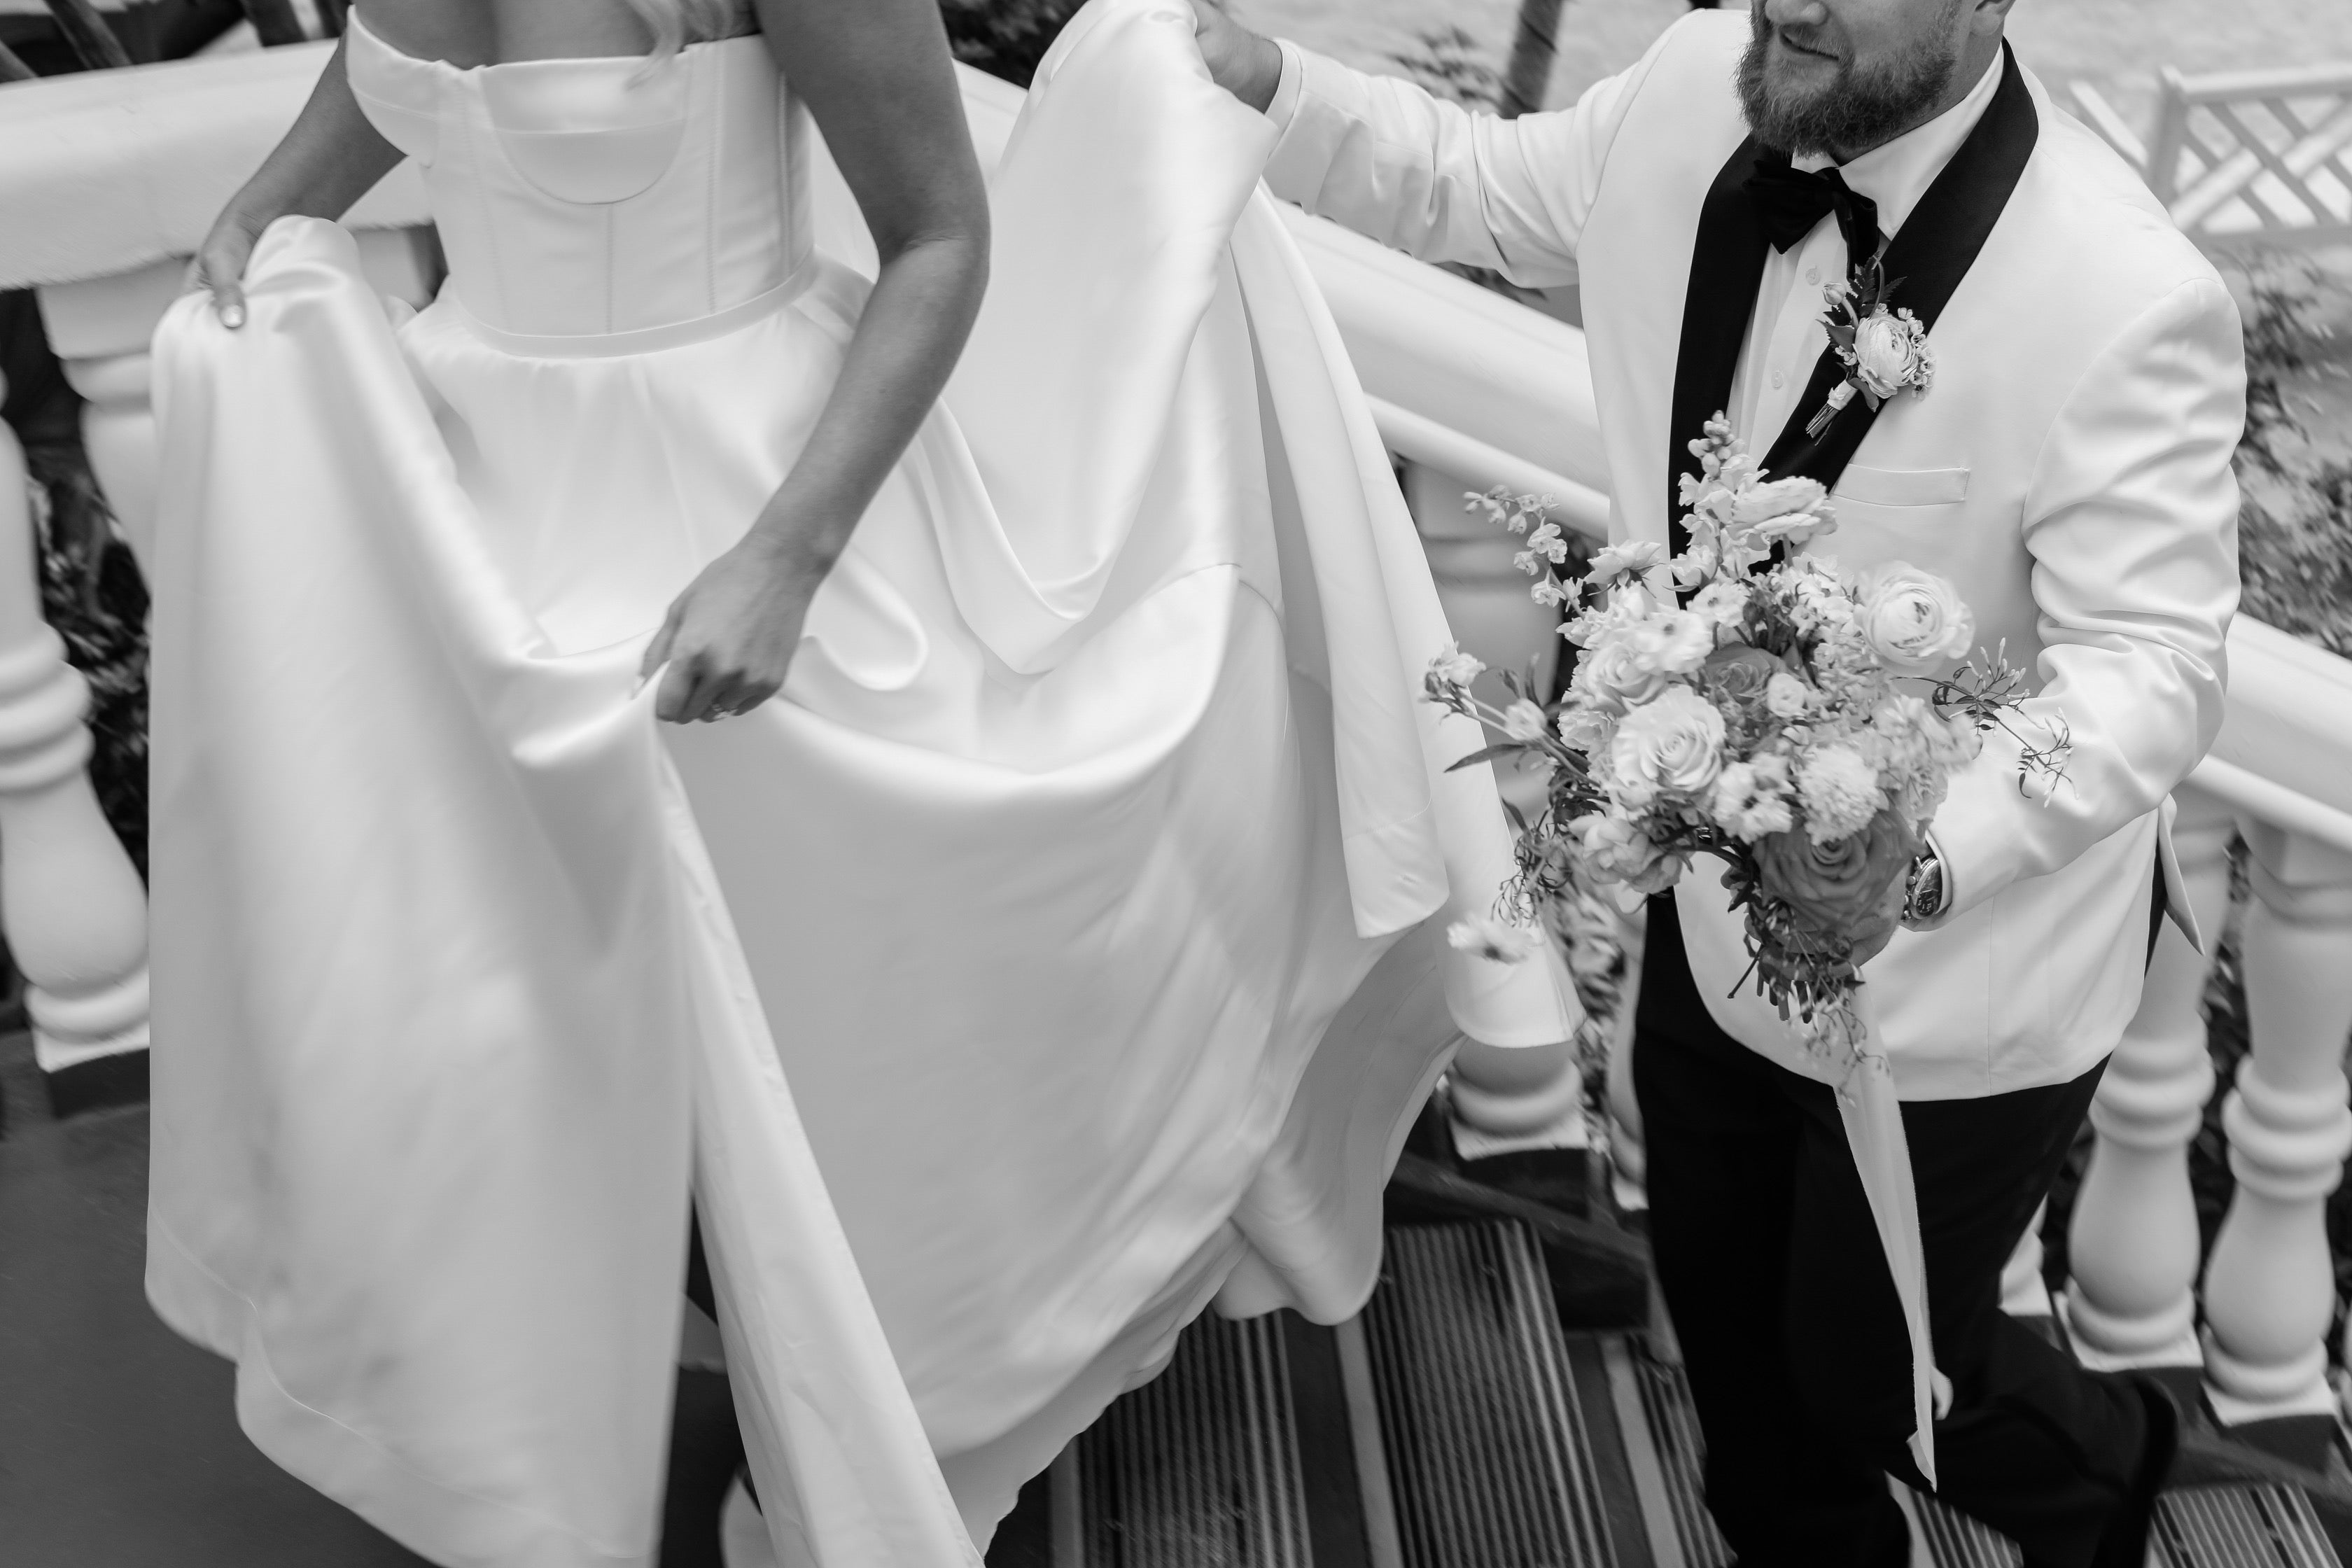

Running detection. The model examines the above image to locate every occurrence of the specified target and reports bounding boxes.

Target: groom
[1198,1,2244,1564]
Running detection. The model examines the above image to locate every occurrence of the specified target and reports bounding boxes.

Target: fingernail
[220,302,246,330]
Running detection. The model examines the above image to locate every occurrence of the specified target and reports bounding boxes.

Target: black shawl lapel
[1665,136,1776,564]
[1758,43,2039,488]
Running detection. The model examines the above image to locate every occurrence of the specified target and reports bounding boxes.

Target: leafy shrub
[937,0,1086,87]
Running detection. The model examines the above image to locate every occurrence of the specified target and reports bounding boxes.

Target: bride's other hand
[183,35,404,330]
[186,212,262,330]
[1192,1,1284,113]
[642,535,829,724]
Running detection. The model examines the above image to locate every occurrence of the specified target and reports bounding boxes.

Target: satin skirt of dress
[145,4,1572,1566]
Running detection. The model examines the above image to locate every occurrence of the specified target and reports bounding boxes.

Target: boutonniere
[1805,259,1935,438]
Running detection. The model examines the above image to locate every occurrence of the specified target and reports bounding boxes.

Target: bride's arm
[643,0,988,724]
[191,37,405,327]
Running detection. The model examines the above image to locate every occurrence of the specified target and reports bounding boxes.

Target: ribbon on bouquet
[1835,986,1953,1488]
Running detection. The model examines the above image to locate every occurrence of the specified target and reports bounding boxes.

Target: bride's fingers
[654,652,710,724]
[639,607,683,687]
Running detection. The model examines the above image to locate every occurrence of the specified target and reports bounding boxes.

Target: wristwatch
[1902,849,1947,928]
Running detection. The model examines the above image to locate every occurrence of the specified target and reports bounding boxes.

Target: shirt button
[1805,266,1822,285]
[1772,370,1787,391]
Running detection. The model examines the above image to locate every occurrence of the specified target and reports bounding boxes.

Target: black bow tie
[1742,160,1884,262]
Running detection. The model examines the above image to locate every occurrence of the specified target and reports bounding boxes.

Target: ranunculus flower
[1795,742,1882,843]
[1574,634,1673,714]
[1850,309,1930,400]
[1765,671,1811,719]
[1753,806,1914,939]
[1854,561,1975,674]
[1701,643,1782,710]
[1429,641,1486,687]
[1609,686,1726,804]
[1501,699,1549,741]
[1448,915,1546,965]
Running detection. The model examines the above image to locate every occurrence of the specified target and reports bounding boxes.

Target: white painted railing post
[1399,458,1585,1158]
[2200,820,2352,1430]
[2062,786,2236,1369]
[0,369,151,1092]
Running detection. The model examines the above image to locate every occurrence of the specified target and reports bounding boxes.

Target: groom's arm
[1918,278,2246,925]
[1198,6,1679,286]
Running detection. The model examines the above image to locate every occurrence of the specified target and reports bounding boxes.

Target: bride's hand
[185,209,265,330]
[640,539,829,724]
[1191,1,1283,113]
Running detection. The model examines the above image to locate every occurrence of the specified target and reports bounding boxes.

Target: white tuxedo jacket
[1262,14,2245,1098]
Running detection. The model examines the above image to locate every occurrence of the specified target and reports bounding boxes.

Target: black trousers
[1634,896,2148,1568]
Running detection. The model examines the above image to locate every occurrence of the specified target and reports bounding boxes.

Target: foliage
[2230,252,2352,657]
[936,0,1086,87]
[1386,24,1505,111]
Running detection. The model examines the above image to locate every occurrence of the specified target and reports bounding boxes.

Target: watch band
[1903,850,1945,927]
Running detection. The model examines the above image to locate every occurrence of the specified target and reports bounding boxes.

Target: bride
[150,0,1572,1562]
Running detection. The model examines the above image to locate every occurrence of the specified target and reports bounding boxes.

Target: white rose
[1574,811,1686,895]
[1555,704,1617,756]
[1854,561,1975,674]
[1501,699,1549,742]
[1609,686,1727,804]
[1851,311,1926,399]
[1573,634,1673,714]
[1765,671,1811,719]
[1794,742,1883,844]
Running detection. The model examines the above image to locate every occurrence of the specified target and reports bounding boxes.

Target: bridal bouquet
[1427,415,2068,1072]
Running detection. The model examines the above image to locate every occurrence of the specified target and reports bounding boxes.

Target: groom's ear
[1961,0,2019,39]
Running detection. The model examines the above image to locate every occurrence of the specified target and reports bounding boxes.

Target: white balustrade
[2061,786,2236,1368]
[13,48,2352,1437]
[2200,822,2352,1425]
[0,370,152,1084]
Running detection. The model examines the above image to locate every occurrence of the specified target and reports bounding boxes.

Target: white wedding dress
[145,3,1572,1564]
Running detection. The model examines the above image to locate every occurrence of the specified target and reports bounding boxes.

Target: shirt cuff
[1264,38,1305,132]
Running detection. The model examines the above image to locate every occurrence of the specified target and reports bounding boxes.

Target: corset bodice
[346,10,813,340]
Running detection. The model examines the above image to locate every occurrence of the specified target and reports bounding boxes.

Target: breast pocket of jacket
[1826,465,1973,562]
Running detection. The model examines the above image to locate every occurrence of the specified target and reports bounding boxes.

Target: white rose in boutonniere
[1851,307,1933,402]
[1854,561,1975,674]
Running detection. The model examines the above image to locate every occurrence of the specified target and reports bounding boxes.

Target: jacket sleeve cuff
[1265,38,1305,130]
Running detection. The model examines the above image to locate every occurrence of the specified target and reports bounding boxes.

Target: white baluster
[2062,788,2236,1370]
[40,227,446,575]
[2201,821,2352,1429]
[0,372,152,1088]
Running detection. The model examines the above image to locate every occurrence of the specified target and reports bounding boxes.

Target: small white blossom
[1501,699,1549,742]
[1710,755,1798,841]
[1429,642,1485,687]
[1586,540,1668,587]
[1448,916,1546,965]
[1688,579,1751,631]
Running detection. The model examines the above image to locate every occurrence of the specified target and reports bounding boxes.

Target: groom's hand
[1193,1,1284,114]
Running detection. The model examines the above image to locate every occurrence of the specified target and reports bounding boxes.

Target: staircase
[981,1116,2352,1568]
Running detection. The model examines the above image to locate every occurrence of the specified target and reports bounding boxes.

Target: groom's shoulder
[1623,9,1751,108]
[2005,71,2231,327]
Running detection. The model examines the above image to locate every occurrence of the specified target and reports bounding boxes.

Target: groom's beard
[1737,1,1964,160]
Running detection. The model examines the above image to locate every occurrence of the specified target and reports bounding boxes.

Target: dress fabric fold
[146,4,1574,1564]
